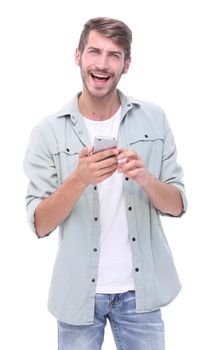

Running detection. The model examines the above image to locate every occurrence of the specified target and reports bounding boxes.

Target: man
[24,17,187,350]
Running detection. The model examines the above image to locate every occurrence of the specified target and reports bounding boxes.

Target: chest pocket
[129,134,164,178]
[52,144,80,185]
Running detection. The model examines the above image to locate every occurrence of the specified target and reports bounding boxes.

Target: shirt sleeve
[23,124,58,237]
[159,113,188,216]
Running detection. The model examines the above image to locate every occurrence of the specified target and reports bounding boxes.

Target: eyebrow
[87,46,100,52]
[87,46,123,56]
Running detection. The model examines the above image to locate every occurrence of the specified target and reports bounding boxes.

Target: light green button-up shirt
[24,90,187,325]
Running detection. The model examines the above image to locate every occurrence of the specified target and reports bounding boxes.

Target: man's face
[75,30,131,98]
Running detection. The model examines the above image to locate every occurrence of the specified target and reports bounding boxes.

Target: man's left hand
[116,149,151,187]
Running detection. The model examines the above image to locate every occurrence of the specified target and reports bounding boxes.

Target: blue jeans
[58,291,165,350]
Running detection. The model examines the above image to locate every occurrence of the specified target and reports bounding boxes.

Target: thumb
[79,146,93,158]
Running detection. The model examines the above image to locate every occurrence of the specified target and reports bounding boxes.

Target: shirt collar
[56,90,141,123]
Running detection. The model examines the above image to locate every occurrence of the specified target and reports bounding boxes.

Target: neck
[78,88,121,121]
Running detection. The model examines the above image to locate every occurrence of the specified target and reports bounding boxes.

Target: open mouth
[90,73,110,83]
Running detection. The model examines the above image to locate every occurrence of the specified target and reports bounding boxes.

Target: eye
[88,48,100,55]
[109,52,121,59]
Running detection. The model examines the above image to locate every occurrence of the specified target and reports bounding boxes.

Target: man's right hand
[74,146,120,186]
[35,146,119,237]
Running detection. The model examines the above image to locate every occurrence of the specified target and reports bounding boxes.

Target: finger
[95,168,117,184]
[100,162,118,174]
[118,159,143,173]
[94,161,118,180]
[96,155,118,171]
[93,147,120,162]
[79,146,93,158]
[117,149,140,161]
[122,168,142,179]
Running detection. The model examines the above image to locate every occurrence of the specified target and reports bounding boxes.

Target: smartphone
[93,136,118,153]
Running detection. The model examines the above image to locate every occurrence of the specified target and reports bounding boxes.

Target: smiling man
[76,29,130,101]
[24,17,187,350]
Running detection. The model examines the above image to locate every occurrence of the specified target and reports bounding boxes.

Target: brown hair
[78,17,132,61]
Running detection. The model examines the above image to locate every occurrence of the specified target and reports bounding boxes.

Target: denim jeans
[58,291,165,350]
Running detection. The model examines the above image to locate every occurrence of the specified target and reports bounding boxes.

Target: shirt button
[128,207,132,211]
[125,177,129,181]
[94,217,98,221]
[92,278,95,283]
[135,268,139,272]
[71,116,77,124]
[132,237,136,241]
[94,186,97,190]
[93,248,97,252]
[144,134,149,138]
[66,148,70,152]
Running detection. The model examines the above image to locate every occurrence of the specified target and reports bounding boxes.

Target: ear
[75,48,81,66]
[123,58,131,74]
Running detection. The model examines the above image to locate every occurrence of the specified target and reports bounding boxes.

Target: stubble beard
[79,64,124,99]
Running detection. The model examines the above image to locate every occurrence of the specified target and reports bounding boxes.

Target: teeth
[92,73,110,79]
[96,74,109,78]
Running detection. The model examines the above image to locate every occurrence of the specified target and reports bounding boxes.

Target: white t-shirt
[84,107,135,294]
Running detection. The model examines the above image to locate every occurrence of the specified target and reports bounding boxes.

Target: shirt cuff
[159,184,187,217]
[27,198,47,238]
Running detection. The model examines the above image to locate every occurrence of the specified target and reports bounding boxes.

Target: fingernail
[118,157,128,164]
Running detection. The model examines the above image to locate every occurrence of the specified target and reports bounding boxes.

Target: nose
[95,53,109,71]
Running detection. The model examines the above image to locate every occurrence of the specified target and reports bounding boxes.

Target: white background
[0,0,210,349]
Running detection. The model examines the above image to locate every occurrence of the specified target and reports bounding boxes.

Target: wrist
[67,170,87,192]
[136,171,153,189]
